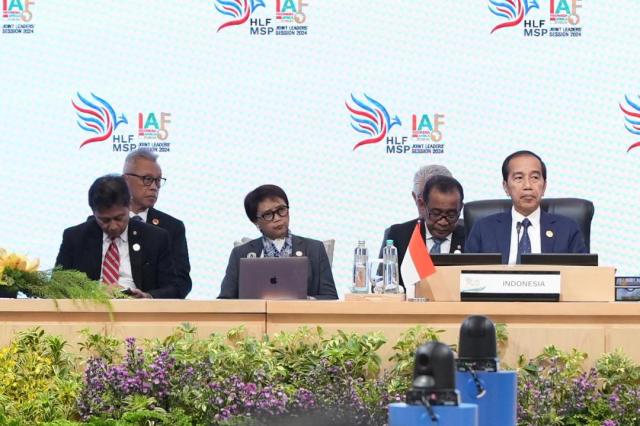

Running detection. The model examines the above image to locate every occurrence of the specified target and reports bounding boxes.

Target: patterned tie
[102,238,120,285]
[430,238,445,254]
[517,218,532,264]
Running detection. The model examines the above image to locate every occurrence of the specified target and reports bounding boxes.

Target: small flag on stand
[400,220,436,298]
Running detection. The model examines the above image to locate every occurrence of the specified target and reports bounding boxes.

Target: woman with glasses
[218,184,338,299]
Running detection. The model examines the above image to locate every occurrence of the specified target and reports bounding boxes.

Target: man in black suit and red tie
[56,175,179,298]
[122,149,192,298]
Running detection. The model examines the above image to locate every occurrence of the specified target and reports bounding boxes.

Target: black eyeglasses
[125,173,167,188]
[427,209,460,222]
[257,205,289,221]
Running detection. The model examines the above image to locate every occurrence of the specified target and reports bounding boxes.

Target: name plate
[460,270,561,301]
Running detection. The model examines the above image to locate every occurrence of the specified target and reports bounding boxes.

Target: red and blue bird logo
[620,94,640,153]
[488,0,539,33]
[346,94,402,151]
[214,0,265,32]
[72,93,128,149]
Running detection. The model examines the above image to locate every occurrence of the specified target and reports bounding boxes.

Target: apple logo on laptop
[269,276,278,285]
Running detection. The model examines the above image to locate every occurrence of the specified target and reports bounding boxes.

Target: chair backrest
[234,237,335,266]
[463,198,594,251]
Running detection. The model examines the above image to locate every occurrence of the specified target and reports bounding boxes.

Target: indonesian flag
[400,221,436,297]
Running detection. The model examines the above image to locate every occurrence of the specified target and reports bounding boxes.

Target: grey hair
[123,148,158,171]
[412,164,452,197]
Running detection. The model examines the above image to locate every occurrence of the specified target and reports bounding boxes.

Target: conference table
[1,297,639,368]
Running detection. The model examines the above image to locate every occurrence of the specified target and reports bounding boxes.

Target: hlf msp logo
[214,0,264,32]
[488,0,582,37]
[346,93,446,155]
[620,94,640,153]
[72,92,173,153]
[214,0,308,36]
[2,0,34,34]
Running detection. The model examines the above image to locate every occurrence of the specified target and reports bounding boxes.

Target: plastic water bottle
[352,240,368,293]
[382,239,399,294]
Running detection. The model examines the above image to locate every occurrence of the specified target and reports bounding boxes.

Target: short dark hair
[88,174,130,212]
[244,184,289,222]
[501,150,547,181]
[422,175,464,205]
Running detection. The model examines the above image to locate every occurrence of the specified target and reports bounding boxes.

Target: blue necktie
[131,215,143,222]
[517,218,532,264]
[430,238,445,254]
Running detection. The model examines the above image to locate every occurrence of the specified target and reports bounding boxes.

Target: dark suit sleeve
[568,223,587,254]
[56,228,73,269]
[218,247,241,299]
[465,224,482,253]
[147,232,180,299]
[172,221,192,298]
[313,243,338,300]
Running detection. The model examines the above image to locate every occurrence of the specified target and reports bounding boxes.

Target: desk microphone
[516,221,522,242]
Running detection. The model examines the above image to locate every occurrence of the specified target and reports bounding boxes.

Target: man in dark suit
[56,175,180,298]
[123,149,191,298]
[466,150,586,264]
[382,174,466,289]
[218,184,337,300]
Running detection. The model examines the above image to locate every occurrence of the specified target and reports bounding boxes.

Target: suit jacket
[465,210,587,264]
[146,208,191,298]
[55,218,180,298]
[218,235,338,300]
[380,218,466,288]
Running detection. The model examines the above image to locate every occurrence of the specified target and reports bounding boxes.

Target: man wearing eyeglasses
[380,167,465,290]
[122,149,191,298]
[218,184,338,299]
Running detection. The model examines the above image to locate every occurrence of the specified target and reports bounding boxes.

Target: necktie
[517,218,532,264]
[131,215,143,222]
[102,238,120,285]
[430,238,445,254]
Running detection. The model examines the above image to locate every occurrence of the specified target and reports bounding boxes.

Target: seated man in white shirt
[56,174,179,298]
[466,150,587,264]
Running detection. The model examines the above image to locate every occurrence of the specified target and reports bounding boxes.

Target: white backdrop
[1,1,639,299]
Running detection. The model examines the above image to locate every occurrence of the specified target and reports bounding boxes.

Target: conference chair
[463,198,594,251]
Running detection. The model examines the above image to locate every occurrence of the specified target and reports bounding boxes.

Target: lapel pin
[546,230,554,238]
[152,218,160,225]
[295,251,303,257]
[247,252,256,258]
[132,243,141,252]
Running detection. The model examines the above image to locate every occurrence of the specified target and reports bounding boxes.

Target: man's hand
[127,288,153,299]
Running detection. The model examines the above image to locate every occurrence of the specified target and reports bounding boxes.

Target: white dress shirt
[508,206,542,265]
[425,227,452,254]
[101,227,136,289]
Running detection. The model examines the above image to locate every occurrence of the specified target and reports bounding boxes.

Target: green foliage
[4,324,640,425]
[79,328,123,364]
[0,328,81,424]
[3,267,115,312]
[596,348,640,390]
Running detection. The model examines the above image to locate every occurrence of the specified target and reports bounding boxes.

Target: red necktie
[102,238,120,285]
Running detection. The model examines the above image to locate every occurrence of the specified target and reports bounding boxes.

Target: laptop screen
[520,253,598,266]
[430,253,502,266]
[238,257,309,299]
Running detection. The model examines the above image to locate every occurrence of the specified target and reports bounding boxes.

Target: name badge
[460,270,561,301]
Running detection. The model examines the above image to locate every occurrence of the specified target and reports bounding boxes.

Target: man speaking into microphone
[466,150,587,264]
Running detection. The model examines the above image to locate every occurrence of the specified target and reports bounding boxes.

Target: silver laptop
[239,256,309,299]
